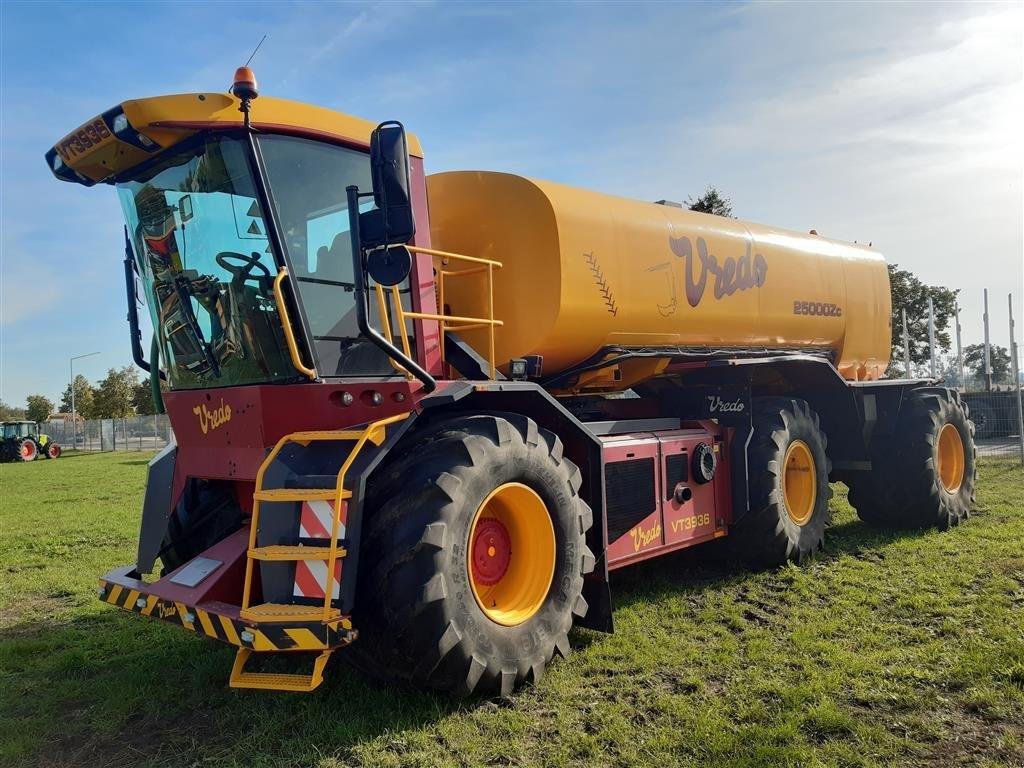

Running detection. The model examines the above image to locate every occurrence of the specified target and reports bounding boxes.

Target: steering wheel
[215,251,272,283]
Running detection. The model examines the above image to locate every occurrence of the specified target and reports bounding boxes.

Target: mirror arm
[123,227,166,381]
[346,185,436,393]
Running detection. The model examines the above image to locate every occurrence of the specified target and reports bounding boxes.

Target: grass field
[1,452,1022,768]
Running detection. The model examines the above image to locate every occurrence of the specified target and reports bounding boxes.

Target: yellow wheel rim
[937,423,965,493]
[467,482,555,626]
[782,440,817,526]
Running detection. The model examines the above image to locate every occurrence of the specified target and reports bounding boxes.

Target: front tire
[349,414,595,697]
[726,397,832,568]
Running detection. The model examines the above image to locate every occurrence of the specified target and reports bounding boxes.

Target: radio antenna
[244,34,267,67]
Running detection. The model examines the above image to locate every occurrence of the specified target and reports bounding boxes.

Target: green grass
[1,452,1022,767]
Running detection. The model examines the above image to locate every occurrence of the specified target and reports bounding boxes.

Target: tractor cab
[2,421,35,439]
[46,69,452,400]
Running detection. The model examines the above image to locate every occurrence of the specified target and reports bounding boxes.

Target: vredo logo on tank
[193,399,232,435]
[647,235,768,317]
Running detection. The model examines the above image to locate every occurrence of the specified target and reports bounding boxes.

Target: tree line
[0,366,162,424]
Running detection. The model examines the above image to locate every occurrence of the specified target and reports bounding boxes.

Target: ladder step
[230,648,332,692]
[254,488,352,502]
[286,430,366,442]
[248,545,346,561]
[239,603,341,623]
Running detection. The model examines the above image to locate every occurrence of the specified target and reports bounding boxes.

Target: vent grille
[665,452,688,499]
[605,458,656,543]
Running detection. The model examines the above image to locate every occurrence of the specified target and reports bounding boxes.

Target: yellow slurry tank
[427,171,891,385]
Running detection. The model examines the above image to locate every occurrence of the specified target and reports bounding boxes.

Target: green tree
[687,186,734,218]
[132,380,164,416]
[59,374,96,419]
[25,394,54,424]
[886,264,958,375]
[92,367,140,418]
[963,343,1011,381]
[0,400,26,420]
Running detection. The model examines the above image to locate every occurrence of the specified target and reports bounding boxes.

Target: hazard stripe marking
[107,585,123,605]
[219,615,241,646]
[176,602,195,631]
[196,609,217,639]
[299,500,346,540]
[141,595,159,616]
[293,559,342,600]
[284,627,322,650]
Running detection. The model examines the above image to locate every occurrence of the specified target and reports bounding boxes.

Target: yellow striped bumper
[98,578,356,652]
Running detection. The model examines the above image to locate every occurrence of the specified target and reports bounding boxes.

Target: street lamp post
[69,351,100,448]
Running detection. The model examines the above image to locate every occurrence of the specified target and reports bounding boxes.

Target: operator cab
[46,78,431,392]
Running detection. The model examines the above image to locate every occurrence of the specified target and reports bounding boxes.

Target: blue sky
[1,0,1021,407]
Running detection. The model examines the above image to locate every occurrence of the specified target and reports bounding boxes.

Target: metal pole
[68,351,100,450]
[928,296,937,379]
[1009,294,1023,466]
[902,309,912,378]
[69,359,75,448]
[983,289,992,392]
[955,300,964,390]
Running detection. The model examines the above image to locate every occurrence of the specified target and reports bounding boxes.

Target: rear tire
[847,390,975,530]
[18,438,37,462]
[348,413,595,697]
[726,397,832,568]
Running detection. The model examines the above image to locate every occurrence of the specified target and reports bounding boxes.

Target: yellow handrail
[241,412,410,621]
[273,268,317,380]
[407,245,501,267]
[321,411,409,620]
[383,246,503,379]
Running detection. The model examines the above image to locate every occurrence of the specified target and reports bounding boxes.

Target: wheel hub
[466,482,556,627]
[937,423,965,493]
[782,440,816,526]
[470,517,511,586]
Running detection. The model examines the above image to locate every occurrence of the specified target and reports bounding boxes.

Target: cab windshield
[118,135,296,389]
[117,133,410,389]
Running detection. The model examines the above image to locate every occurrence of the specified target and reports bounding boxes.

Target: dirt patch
[919,714,1024,767]
[0,592,77,631]
[30,707,220,768]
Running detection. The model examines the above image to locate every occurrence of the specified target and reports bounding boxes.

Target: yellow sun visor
[45,93,424,186]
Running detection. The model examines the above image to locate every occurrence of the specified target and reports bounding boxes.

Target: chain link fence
[40,415,174,452]
[962,385,1023,460]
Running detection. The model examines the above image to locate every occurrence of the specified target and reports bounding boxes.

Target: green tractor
[0,421,62,462]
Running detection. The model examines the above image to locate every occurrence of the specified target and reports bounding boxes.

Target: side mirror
[359,121,416,250]
[366,244,412,287]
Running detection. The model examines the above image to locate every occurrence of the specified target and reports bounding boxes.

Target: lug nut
[136,597,147,608]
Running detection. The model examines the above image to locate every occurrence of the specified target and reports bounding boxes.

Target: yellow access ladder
[230,412,409,692]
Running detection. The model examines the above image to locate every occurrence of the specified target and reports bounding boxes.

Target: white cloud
[584,2,1023,346]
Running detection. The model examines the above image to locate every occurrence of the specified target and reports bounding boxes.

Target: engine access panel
[599,425,730,569]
